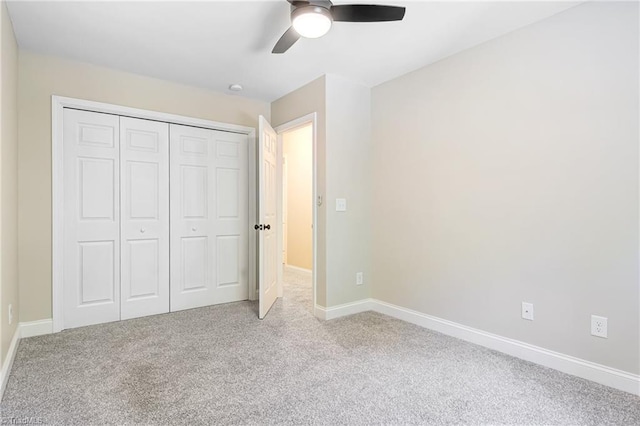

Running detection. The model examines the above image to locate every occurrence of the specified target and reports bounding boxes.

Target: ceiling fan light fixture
[292,6,332,39]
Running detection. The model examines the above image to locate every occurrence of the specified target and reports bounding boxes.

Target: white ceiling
[7,0,579,102]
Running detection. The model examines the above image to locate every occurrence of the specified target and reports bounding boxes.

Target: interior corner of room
[0,0,20,398]
[0,0,639,420]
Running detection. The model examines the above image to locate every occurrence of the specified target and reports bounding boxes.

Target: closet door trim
[52,96,257,333]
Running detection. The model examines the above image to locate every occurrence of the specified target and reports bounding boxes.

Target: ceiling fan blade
[272,27,301,54]
[330,4,406,22]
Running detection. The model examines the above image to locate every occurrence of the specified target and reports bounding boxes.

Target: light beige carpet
[1,268,638,425]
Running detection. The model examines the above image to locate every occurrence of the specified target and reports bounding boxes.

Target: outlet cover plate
[521,302,534,321]
[591,315,608,338]
[356,272,363,286]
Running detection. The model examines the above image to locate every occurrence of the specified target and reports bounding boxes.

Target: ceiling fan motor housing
[291,4,333,38]
[291,5,333,22]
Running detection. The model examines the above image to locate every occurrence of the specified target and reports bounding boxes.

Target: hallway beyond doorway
[282,266,312,315]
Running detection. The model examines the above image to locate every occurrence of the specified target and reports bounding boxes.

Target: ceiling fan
[272,0,406,54]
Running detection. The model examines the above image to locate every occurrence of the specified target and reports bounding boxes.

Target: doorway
[275,114,317,314]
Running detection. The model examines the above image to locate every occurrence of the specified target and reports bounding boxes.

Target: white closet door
[170,124,249,311]
[120,117,170,320]
[213,129,249,304]
[63,109,120,329]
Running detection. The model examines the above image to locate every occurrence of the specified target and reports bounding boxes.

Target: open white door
[258,116,279,319]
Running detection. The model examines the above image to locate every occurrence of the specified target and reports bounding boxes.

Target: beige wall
[324,74,371,306]
[283,124,313,270]
[271,76,327,306]
[371,1,639,373]
[0,0,19,365]
[18,52,270,322]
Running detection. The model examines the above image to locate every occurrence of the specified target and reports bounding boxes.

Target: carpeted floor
[1,268,639,425]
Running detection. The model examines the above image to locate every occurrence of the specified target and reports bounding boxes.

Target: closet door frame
[52,96,257,333]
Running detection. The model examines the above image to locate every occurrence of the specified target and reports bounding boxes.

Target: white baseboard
[370,299,639,396]
[0,327,20,401]
[284,264,312,274]
[0,319,54,401]
[315,299,373,320]
[317,297,639,396]
[20,319,53,338]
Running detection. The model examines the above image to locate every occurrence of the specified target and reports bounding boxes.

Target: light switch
[336,198,347,212]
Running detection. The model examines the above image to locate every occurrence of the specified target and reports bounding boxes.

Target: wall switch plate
[521,302,534,321]
[591,315,608,338]
[336,198,347,212]
[356,272,364,286]
[8,303,12,325]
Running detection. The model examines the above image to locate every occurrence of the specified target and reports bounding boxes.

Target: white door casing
[258,116,279,319]
[120,117,170,320]
[169,124,249,311]
[63,109,121,328]
[282,155,288,266]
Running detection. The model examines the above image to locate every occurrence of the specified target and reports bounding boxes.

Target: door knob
[192,227,197,232]
[140,228,146,233]
[254,224,263,230]
[264,224,271,230]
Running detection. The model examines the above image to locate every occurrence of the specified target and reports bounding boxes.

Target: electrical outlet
[521,302,534,321]
[356,272,363,286]
[591,315,608,338]
[8,303,12,325]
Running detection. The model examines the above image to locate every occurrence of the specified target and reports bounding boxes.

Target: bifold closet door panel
[63,109,121,329]
[170,124,249,311]
[213,129,249,305]
[120,117,170,320]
